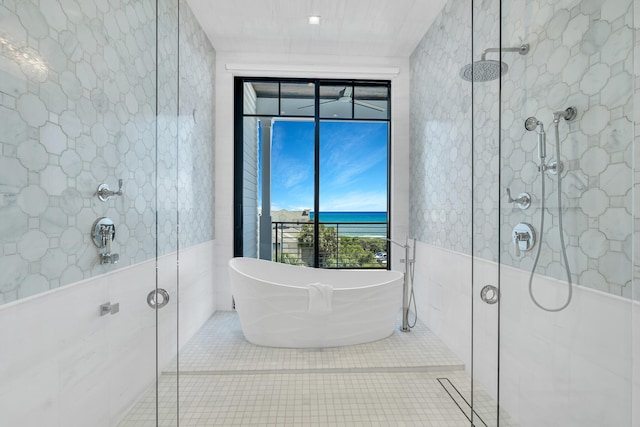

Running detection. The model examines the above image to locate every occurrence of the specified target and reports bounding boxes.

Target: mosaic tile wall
[409,0,474,255]
[0,0,215,305]
[178,2,215,254]
[410,0,634,297]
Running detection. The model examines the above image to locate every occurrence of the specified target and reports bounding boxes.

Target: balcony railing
[272,221,388,269]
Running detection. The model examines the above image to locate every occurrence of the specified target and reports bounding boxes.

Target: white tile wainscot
[0,240,216,427]
[413,240,638,427]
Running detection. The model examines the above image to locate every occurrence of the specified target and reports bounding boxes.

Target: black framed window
[234,77,391,269]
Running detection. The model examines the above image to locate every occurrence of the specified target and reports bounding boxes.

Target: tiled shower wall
[0,0,215,305]
[410,0,634,298]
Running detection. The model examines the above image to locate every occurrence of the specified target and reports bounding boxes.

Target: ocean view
[309,211,387,237]
[309,211,387,223]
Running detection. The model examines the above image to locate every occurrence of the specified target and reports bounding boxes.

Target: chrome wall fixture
[523,107,577,312]
[100,302,120,316]
[513,222,536,257]
[97,179,123,202]
[147,289,170,309]
[459,43,529,82]
[92,217,119,264]
[385,237,417,332]
[480,285,500,304]
[506,188,531,209]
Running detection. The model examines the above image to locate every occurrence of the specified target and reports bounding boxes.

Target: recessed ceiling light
[308,16,320,25]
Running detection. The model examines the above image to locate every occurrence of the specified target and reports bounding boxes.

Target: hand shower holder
[546,160,564,175]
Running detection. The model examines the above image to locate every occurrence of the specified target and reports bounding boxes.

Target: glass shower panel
[499,0,634,425]
[0,0,182,423]
[471,0,502,425]
[408,0,478,421]
[0,0,160,300]
[156,0,180,422]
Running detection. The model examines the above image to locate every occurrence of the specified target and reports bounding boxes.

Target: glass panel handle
[147,288,170,309]
[480,285,500,304]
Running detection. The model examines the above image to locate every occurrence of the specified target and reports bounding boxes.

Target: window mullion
[313,80,320,268]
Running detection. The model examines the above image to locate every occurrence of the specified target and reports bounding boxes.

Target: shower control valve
[91,217,119,265]
[97,179,123,202]
[513,223,535,257]
[506,188,531,210]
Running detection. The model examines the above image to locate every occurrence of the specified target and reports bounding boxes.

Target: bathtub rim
[228,257,404,290]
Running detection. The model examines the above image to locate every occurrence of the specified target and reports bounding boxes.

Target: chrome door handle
[480,285,500,304]
[147,288,170,309]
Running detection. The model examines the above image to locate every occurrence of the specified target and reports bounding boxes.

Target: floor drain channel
[437,377,488,427]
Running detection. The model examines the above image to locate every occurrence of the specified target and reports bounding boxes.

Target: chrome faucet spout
[380,236,416,332]
[384,237,409,249]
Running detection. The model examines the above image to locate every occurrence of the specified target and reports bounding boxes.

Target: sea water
[308,211,388,237]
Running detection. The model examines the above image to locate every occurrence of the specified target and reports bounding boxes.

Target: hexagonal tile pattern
[0,0,215,305]
[410,0,634,297]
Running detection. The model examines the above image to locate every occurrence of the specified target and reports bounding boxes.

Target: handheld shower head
[524,117,546,160]
[524,116,542,132]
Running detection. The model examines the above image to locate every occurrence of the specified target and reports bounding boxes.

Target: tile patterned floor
[164,311,465,373]
[119,311,516,426]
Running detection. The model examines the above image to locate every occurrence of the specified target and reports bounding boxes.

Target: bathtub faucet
[384,237,415,332]
[385,237,408,249]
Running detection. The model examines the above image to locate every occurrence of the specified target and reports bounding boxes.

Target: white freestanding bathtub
[228,257,403,348]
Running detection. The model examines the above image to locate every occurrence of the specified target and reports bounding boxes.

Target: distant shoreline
[309,211,386,214]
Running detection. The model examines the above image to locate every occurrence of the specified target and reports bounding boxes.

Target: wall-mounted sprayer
[524,116,546,160]
[92,217,119,264]
[523,107,577,312]
[97,179,123,202]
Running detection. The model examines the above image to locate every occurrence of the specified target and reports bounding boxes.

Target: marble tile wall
[413,241,635,427]
[409,0,473,255]
[0,240,217,427]
[410,0,634,298]
[177,1,215,251]
[0,0,215,305]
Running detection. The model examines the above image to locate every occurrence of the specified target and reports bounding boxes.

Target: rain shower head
[459,60,507,82]
[459,44,529,82]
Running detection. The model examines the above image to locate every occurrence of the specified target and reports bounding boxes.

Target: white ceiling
[186,0,448,58]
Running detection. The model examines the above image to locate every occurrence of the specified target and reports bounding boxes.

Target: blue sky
[268,120,388,212]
